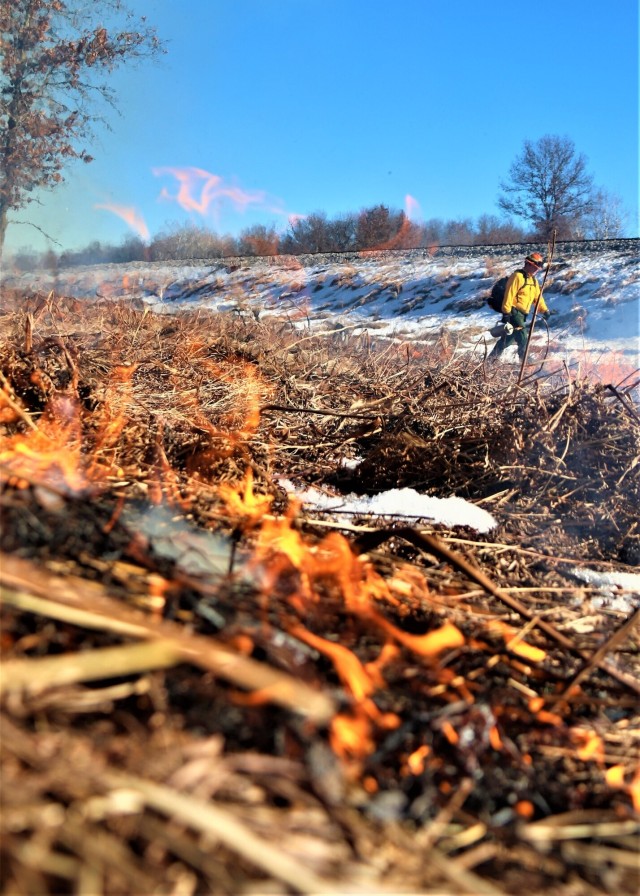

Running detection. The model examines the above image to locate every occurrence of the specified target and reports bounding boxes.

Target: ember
[1,288,639,895]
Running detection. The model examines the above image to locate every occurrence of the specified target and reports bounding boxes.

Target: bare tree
[355,204,406,250]
[0,0,164,254]
[579,188,629,239]
[324,213,357,253]
[150,223,232,260]
[237,223,279,256]
[279,212,335,254]
[474,214,528,245]
[441,218,475,246]
[498,135,594,240]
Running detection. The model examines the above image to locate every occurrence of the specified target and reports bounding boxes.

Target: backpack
[487,269,527,314]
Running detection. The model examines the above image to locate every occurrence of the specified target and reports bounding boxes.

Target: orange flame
[0,363,142,497]
[605,764,626,788]
[440,720,459,745]
[488,621,546,663]
[571,728,604,763]
[0,396,88,494]
[95,203,150,241]
[153,166,268,219]
[369,612,465,659]
[219,468,274,528]
[288,624,378,702]
[405,744,430,775]
[330,711,376,761]
[605,763,640,811]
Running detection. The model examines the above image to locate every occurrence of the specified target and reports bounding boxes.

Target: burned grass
[1,290,639,895]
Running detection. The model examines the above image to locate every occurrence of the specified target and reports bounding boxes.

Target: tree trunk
[0,202,8,260]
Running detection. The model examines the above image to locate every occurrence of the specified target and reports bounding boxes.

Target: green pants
[490,309,528,360]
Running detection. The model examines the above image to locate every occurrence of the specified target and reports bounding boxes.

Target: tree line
[7,209,530,269]
[10,189,629,271]
[1,1,631,268]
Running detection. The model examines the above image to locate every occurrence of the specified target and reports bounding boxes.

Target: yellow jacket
[502,270,548,315]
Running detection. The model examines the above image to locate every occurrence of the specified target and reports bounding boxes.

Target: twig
[353,528,640,696]
[417,777,474,851]
[551,607,640,702]
[8,220,63,247]
[0,641,183,697]
[0,371,39,431]
[0,553,335,725]
[605,383,640,426]
[104,771,365,895]
[262,402,379,420]
[522,810,639,843]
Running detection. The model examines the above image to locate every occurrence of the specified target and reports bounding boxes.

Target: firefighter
[489,252,549,361]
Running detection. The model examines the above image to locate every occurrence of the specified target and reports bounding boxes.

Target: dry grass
[1,289,639,895]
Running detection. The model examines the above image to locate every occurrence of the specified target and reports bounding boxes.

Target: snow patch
[279,480,497,533]
[569,566,640,613]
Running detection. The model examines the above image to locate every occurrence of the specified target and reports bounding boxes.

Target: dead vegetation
[1,288,639,895]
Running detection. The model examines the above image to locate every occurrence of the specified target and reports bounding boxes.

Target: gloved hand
[541,311,550,322]
[504,322,514,335]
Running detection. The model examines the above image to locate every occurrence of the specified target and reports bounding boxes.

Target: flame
[404,194,422,222]
[629,767,640,811]
[364,641,401,680]
[440,720,459,745]
[405,744,430,775]
[514,800,535,819]
[0,363,141,497]
[236,480,466,764]
[536,709,564,726]
[330,702,400,763]
[369,612,465,659]
[571,728,604,763]
[0,395,88,494]
[605,763,640,811]
[605,764,626,788]
[330,711,375,761]
[153,166,268,219]
[288,625,379,701]
[489,725,503,751]
[570,350,638,386]
[219,469,274,528]
[488,621,546,663]
[95,203,150,241]
[0,386,22,424]
[363,775,379,793]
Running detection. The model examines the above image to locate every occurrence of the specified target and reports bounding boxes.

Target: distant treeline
[4,204,595,270]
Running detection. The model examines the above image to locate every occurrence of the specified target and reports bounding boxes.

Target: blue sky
[5,0,639,253]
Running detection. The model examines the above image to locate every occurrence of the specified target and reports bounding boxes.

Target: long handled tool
[517,228,557,385]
